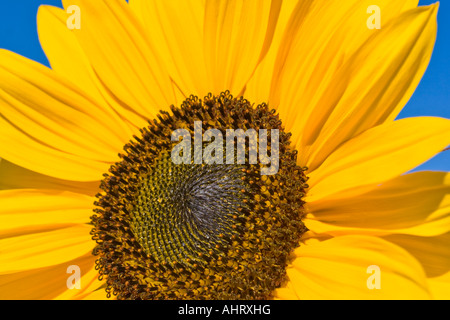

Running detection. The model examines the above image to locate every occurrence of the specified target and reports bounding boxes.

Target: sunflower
[1,0,449,300]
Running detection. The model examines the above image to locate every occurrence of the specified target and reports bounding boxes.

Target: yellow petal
[245,0,309,104]
[0,118,108,182]
[54,265,105,300]
[298,4,438,170]
[0,224,93,274]
[130,0,283,100]
[427,272,450,299]
[287,235,431,299]
[132,0,284,99]
[0,49,126,181]
[306,117,450,202]
[273,282,299,300]
[80,287,111,300]
[0,189,94,238]
[61,0,178,117]
[382,233,450,278]
[0,159,100,196]
[0,253,94,300]
[305,171,450,237]
[37,5,107,115]
[0,49,129,157]
[37,5,148,130]
[203,0,282,96]
[129,0,208,99]
[269,0,420,143]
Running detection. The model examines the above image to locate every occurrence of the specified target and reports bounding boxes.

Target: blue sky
[0,0,448,171]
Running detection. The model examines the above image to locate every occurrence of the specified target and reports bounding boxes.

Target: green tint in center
[91,92,308,300]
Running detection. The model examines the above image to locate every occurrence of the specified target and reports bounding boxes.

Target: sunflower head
[1,0,448,302]
[91,92,308,299]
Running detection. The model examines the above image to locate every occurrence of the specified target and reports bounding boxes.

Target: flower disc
[91,92,308,299]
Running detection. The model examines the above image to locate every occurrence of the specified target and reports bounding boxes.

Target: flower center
[91,91,308,299]
[132,153,248,265]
